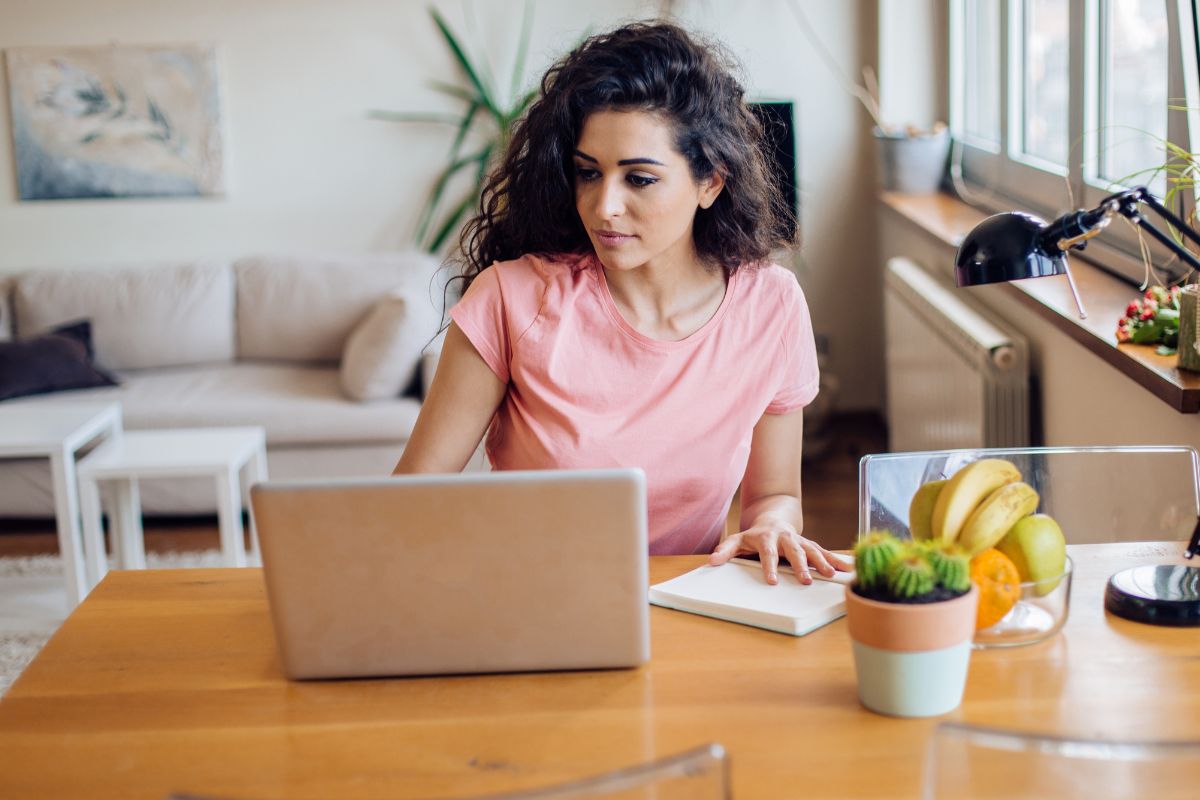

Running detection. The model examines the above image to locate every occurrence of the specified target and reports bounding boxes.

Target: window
[1020,0,1070,170]
[1095,0,1170,197]
[962,0,1002,146]
[951,0,1200,283]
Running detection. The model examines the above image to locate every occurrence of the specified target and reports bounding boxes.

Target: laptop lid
[250,468,649,680]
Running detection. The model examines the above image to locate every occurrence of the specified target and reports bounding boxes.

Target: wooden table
[0,543,1197,799]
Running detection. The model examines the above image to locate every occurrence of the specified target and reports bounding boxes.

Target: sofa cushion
[13,261,235,370]
[340,290,440,401]
[13,362,422,446]
[0,319,118,401]
[235,252,445,363]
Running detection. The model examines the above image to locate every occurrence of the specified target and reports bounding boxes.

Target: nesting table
[76,427,268,587]
[0,402,122,609]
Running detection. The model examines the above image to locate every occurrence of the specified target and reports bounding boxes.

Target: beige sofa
[0,252,452,517]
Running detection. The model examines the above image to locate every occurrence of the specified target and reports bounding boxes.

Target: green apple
[996,513,1067,596]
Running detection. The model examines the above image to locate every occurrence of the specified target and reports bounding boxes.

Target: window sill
[879,191,1200,414]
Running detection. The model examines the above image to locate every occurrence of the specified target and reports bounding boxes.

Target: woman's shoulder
[484,251,591,289]
[735,261,807,303]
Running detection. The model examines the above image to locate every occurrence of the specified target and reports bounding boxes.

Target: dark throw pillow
[0,320,118,401]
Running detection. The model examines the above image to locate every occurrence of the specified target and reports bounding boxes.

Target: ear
[698,171,725,210]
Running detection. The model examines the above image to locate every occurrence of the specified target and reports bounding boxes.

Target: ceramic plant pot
[844,584,979,717]
[874,127,951,193]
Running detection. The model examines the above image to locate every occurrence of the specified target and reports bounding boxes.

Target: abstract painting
[5,44,224,200]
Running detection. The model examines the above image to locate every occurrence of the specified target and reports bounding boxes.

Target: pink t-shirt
[449,253,819,555]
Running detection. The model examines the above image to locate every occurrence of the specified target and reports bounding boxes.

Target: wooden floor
[0,414,885,557]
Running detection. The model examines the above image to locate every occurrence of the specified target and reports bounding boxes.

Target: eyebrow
[573,149,665,167]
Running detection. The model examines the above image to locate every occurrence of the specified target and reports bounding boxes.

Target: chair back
[467,743,730,800]
[923,721,1200,799]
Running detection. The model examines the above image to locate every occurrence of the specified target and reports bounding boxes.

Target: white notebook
[648,558,854,636]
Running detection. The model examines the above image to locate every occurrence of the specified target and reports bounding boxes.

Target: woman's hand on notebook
[708,523,853,586]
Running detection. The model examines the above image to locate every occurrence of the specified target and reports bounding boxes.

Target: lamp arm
[1104,187,1200,273]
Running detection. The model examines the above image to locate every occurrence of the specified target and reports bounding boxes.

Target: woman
[395,21,850,585]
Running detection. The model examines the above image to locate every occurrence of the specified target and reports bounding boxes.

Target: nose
[592,177,625,221]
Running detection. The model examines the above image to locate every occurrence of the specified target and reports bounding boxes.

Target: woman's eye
[575,167,599,182]
[628,174,658,187]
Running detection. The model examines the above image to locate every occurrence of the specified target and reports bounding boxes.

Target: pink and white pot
[844,584,979,717]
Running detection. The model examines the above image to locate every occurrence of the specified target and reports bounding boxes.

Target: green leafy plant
[371,3,538,252]
[853,530,970,604]
[1094,113,1199,287]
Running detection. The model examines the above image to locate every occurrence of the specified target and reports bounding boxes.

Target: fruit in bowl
[908,458,1069,635]
[997,514,1068,595]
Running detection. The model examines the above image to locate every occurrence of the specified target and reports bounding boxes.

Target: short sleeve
[448,257,548,385]
[765,278,820,414]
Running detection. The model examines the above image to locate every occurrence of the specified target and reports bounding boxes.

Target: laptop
[250,468,650,680]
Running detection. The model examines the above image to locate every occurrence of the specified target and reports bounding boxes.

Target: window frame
[950,0,1200,284]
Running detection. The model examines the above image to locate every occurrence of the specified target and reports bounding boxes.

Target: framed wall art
[5,43,224,200]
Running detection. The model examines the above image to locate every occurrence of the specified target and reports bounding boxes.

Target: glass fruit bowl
[972,556,1073,648]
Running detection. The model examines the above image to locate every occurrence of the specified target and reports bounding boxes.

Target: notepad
[648,559,855,636]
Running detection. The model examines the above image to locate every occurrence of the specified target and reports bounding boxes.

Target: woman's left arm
[707,408,853,585]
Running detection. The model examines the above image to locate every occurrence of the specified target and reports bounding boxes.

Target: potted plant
[845,532,978,717]
[370,3,539,253]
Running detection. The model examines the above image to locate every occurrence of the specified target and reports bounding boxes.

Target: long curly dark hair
[452,20,794,295]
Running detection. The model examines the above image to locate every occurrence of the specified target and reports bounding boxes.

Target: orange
[969,548,1022,630]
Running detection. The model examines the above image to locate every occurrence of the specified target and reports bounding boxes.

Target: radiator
[883,257,1030,451]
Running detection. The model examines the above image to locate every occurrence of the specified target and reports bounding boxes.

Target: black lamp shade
[954,212,1067,287]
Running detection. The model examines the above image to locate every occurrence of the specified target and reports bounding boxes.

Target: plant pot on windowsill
[874,124,951,194]
[845,532,979,717]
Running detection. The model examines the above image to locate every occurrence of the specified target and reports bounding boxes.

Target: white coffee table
[0,402,123,609]
[76,427,267,585]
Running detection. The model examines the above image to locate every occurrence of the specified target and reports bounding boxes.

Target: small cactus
[921,540,971,593]
[885,547,936,599]
[853,530,970,603]
[854,530,903,589]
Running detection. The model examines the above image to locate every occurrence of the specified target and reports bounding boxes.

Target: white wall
[0,0,880,411]
[877,0,945,131]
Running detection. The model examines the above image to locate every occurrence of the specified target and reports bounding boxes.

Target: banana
[908,479,947,541]
[931,458,1022,543]
[957,481,1040,557]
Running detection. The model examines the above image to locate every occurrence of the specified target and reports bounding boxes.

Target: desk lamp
[954,186,1200,626]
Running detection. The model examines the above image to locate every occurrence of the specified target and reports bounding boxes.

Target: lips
[594,229,634,247]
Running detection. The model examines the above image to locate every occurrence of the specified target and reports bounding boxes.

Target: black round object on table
[1104,565,1200,626]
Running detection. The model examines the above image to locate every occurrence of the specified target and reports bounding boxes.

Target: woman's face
[573,110,723,275]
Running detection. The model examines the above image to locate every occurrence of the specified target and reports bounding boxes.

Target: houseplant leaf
[429,8,499,117]
[367,110,463,125]
[416,145,492,248]
[372,4,570,253]
[509,0,535,102]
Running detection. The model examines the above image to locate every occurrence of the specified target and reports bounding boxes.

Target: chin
[591,247,648,273]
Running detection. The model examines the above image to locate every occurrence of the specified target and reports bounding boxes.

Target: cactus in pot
[845,530,979,718]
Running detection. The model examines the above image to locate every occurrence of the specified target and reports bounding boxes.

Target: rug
[0,550,243,696]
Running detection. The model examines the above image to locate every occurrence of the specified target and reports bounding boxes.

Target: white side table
[0,402,123,609]
[77,427,268,584]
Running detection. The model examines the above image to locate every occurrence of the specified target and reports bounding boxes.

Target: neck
[599,252,727,340]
